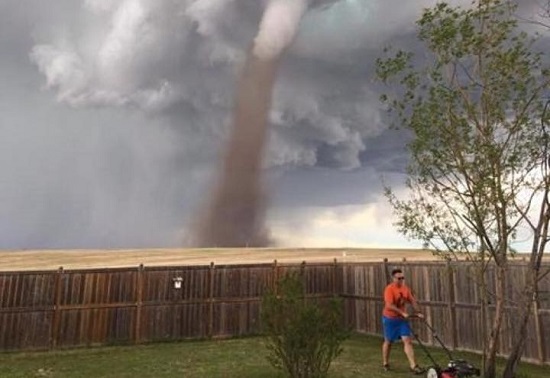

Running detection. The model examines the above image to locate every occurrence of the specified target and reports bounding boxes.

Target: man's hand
[401,312,409,319]
[414,312,424,319]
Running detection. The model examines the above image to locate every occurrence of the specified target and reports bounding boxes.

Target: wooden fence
[0,260,549,364]
[341,260,550,365]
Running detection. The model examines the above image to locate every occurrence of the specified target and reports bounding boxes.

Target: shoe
[410,365,425,375]
[383,363,390,372]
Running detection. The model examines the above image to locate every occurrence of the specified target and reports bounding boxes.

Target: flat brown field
[0,248,441,272]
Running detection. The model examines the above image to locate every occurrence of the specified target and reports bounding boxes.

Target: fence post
[332,258,338,296]
[383,258,390,283]
[208,262,215,338]
[272,259,278,295]
[446,260,458,350]
[134,264,144,344]
[424,265,434,345]
[301,261,307,302]
[533,291,546,364]
[50,266,63,349]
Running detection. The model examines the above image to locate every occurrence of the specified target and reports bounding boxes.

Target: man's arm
[408,290,423,317]
[386,302,408,318]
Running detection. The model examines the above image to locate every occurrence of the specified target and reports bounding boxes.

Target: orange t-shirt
[383,283,413,318]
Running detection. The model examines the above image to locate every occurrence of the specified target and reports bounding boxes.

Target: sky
[0,0,545,250]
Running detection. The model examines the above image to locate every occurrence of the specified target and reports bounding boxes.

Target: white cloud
[253,0,309,60]
[270,191,419,248]
[30,45,90,105]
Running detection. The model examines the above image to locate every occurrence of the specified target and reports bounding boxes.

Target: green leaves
[260,273,350,378]
[375,50,414,85]
[376,0,550,259]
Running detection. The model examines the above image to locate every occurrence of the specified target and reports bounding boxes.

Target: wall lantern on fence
[172,277,183,289]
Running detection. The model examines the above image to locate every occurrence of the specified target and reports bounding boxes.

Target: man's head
[391,269,405,287]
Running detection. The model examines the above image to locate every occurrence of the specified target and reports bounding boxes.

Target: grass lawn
[0,334,548,378]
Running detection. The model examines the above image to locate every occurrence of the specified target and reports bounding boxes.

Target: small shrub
[260,272,350,378]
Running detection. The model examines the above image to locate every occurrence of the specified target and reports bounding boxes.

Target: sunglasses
[395,276,405,280]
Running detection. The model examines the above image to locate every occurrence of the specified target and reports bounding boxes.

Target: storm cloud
[0,0,544,249]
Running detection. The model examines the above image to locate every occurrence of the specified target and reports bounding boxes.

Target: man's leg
[402,336,417,369]
[382,339,392,367]
[381,317,394,369]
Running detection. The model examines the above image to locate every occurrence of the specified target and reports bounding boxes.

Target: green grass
[0,334,548,377]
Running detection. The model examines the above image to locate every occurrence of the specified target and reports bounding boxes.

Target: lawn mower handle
[407,315,454,361]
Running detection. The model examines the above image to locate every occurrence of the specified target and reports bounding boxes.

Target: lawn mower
[409,315,481,378]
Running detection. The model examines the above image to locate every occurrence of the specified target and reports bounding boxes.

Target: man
[382,268,425,374]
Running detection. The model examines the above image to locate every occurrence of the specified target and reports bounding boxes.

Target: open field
[0,248,440,271]
[1,334,548,378]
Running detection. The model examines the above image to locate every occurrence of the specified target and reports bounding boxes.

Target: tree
[375,1,550,377]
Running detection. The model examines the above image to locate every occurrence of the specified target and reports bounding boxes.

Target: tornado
[194,0,324,247]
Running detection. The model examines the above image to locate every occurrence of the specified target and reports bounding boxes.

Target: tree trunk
[484,265,506,378]
[504,192,549,377]
[480,263,490,376]
[502,271,538,378]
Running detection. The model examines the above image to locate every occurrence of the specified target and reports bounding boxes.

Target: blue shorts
[382,316,412,342]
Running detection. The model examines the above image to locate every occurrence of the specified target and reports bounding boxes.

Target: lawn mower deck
[425,359,481,378]
[409,316,481,378]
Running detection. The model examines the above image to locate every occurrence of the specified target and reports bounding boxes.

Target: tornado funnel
[193,0,340,247]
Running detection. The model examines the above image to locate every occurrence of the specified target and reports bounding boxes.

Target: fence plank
[134,264,144,344]
[208,262,214,338]
[424,265,433,345]
[534,292,546,364]
[51,267,63,349]
[447,261,458,350]
[272,259,278,294]
[332,258,337,295]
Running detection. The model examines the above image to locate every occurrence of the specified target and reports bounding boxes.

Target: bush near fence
[0,260,548,364]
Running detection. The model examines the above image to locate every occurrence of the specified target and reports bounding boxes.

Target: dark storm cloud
[27,0,426,170]
[0,0,545,248]
[0,1,214,248]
